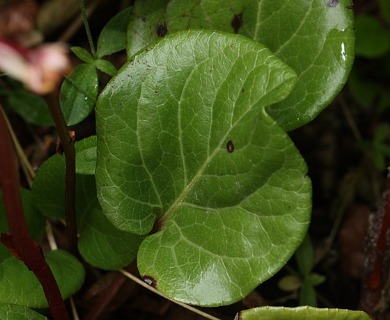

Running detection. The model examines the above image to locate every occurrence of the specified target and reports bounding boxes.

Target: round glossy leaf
[60,63,98,126]
[0,250,84,308]
[96,30,311,305]
[236,306,372,320]
[127,0,355,131]
[0,304,47,320]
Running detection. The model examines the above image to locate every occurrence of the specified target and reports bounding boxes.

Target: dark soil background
[5,0,390,319]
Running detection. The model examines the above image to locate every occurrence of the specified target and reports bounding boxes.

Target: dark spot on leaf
[142,275,157,288]
[231,13,243,33]
[327,0,339,7]
[226,140,234,153]
[156,24,168,37]
[241,88,245,93]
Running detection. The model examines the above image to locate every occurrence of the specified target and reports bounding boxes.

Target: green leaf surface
[31,155,66,219]
[380,0,390,23]
[97,7,132,58]
[60,63,98,126]
[0,189,46,262]
[236,306,372,320]
[71,47,95,64]
[127,0,355,130]
[355,14,390,58]
[0,250,84,308]
[126,0,169,58]
[77,175,144,270]
[7,90,53,126]
[94,59,117,76]
[0,304,47,320]
[96,30,311,305]
[75,136,97,175]
[299,281,317,306]
[295,234,314,276]
[240,0,354,130]
[31,154,142,269]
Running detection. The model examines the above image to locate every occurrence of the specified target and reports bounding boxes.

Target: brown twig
[46,93,78,255]
[0,104,69,320]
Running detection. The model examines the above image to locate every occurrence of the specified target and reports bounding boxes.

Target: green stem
[79,0,96,58]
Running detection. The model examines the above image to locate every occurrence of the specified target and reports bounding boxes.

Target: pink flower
[0,38,71,94]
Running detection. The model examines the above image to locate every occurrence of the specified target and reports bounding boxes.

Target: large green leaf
[0,250,84,308]
[236,306,372,320]
[127,0,354,130]
[0,304,47,320]
[96,30,311,305]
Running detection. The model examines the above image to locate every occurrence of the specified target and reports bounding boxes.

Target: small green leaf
[0,250,84,308]
[299,281,317,306]
[97,30,311,306]
[60,63,98,126]
[307,273,326,286]
[94,59,117,76]
[355,15,390,58]
[295,234,314,276]
[75,136,97,175]
[7,90,53,126]
[71,47,95,64]
[236,306,372,320]
[0,304,47,320]
[278,275,302,292]
[97,7,131,58]
[31,155,65,219]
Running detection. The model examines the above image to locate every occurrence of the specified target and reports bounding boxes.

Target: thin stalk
[0,107,35,187]
[46,95,78,255]
[120,269,223,320]
[0,104,69,320]
[79,0,96,58]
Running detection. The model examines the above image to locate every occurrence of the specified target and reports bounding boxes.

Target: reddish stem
[0,105,69,320]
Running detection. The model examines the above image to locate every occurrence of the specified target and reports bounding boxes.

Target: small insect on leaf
[142,275,157,288]
[226,140,234,153]
[156,24,168,38]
